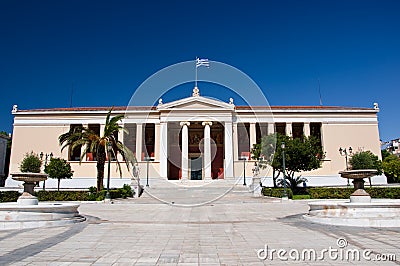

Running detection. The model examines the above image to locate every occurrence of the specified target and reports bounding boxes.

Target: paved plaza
[0,184,399,265]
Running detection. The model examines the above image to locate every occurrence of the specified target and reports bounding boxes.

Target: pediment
[157,96,234,111]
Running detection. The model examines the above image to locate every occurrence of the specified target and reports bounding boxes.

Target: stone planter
[11,172,48,205]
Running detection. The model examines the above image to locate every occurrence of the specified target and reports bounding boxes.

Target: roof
[15,105,376,113]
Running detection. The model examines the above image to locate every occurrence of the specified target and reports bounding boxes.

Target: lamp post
[40,152,53,190]
[144,156,154,187]
[281,142,288,199]
[105,142,112,201]
[240,156,247,186]
[339,147,353,187]
[339,147,353,170]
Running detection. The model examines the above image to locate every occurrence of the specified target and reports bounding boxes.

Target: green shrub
[36,191,90,201]
[262,187,293,199]
[44,157,73,191]
[20,152,42,173]
[349,151,382,174]
[308,187,353,199]
[261,187,400,200]
[292,194,311,200]
[0,191,21,202]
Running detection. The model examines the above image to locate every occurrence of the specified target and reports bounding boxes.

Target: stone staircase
[137,178,255,206]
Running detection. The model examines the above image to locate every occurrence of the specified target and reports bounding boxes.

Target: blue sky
[0,0,399,141]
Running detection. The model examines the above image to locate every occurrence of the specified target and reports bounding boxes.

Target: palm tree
[59,108,135,192]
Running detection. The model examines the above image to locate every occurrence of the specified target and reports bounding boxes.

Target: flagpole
[195,57,198,88]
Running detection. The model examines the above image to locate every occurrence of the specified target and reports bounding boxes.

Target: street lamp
[105,142,112,201]
[339,147,353,170]
[240,155,248,186]
[144,156,154,187]
[281,142,288,199]
[40,152,53,190]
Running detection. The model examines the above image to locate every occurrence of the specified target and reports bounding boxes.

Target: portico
[157,94,235,180]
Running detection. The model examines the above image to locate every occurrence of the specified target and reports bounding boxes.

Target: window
[237,123,250,158]
[123,123,136,157]
[87,124,100,161]
[310,122,322,147]
[69,124,82,161]
[275,123,286,135]
[292,123,304,139]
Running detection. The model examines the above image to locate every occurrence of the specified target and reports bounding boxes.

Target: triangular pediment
[157,96,234,111]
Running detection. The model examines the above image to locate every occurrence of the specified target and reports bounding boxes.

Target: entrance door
[190,156,202,180]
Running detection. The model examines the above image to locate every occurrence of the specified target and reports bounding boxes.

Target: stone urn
[11,172,48,205]
[339,169,378,203]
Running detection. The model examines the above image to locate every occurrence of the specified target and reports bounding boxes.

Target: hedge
[262,186,400,199]
[0,184,134,202]
[0,191,21,202]
[262,187,293,199]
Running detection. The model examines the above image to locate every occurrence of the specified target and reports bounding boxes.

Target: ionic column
[233,122,238,161]
[224,122,234,178]
[180,122,190,179]
[136,123,143,162]
[268,123,275,135]
[82,124,89,161]
[117,124,124,161]
[159,122,168,178]
[286,122,292,137]
[249,123,257,151]
[202,121,212,179]
[154,123,160,161]
[304,122,310,137]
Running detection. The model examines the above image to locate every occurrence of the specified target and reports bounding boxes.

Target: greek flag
[196,58,209,68]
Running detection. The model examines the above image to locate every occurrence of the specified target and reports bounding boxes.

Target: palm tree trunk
[96,147,106,192]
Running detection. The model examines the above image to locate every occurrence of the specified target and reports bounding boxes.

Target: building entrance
[190,156,202,180]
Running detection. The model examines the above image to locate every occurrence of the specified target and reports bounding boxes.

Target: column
[82,124,89,161]
[249,123,256,152]
[180,122,190,179]
[233,122,238,161]
[286,122,292,137]
[224,122,234,178]
[159,122,168,178]
[136,123,143,162]
[304,122,310,137]
[202,121,212,179]
[154,123,160,161]
[117,125,124,161]
[268,123,275,135]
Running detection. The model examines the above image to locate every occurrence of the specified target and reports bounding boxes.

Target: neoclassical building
[7,91,385,188]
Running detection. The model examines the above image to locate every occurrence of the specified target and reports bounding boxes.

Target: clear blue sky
[1,0,399,141]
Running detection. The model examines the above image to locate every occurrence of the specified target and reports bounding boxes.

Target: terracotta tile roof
[17,105,374,112]
[236,106,374,110]
[18,106,157,112]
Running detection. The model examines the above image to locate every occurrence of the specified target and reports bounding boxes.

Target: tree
[59,108,135,192]
[20,151,42,173]
[382,154,400,183]
[0,131,11,177]
[44,157,73,191]
[251,133,324,192]
[381,149,391,161]
[349,151,382,174]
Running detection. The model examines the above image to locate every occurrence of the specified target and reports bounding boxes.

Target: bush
[382,155,400,183]
[0,191,21,202]
[20,152,42,173]
[349,151,382,174]
[262,187,293,199]
[44,158,73,191]
[308,187,353,199]
[36,191,90,201]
